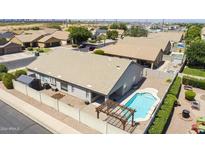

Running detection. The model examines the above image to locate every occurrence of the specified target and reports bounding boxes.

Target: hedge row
[168,77,182,97]
[148,77,182,134]
[182,76,205,90]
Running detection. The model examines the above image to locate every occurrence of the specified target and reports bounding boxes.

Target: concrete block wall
[13,80,130,134]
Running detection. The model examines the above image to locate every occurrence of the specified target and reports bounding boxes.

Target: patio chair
[184,85,193,90]
[191,101,200,110]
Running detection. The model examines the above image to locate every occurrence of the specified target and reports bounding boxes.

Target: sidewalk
[0,84,99,134]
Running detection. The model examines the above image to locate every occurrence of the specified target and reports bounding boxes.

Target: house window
[86,90,89,98]
[61,82,68,91]
[71,86,74,92]
[50,77,56,86]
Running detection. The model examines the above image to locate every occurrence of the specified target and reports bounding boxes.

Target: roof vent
[57,75,62,78]
[116,65,121,69]
[87,84,92,88]
[34,67,38,70]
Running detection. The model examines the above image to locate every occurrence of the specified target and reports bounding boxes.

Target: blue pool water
[125,93,157,121]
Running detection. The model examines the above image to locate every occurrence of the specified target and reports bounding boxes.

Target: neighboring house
[0,42,22,55]
[38,35,61,48]
[23,28,58,36]
[100,32,183,69]
[92,29,107,38]
[201,27,205,40]
[51,31,70,45]
[0,31,15,40]
[27,48,143,103]
[10,33,44,48]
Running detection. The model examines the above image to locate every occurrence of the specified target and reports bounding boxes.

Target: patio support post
[97,111,99,119]
[131,113,134,127]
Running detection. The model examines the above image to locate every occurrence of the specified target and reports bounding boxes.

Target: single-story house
[92,29,107,38]
[0,42,22,55]
[50,31,70,45]
[100,32,183,69]
[27,48,143,103]
[23,28,58,36]
[10,33,44,48]
[38,35,61,48]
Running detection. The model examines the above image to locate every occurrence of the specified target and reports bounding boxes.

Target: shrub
[182,76,205,90]
[27,47,33,51]
[94,50,105,55]
[148,77,182,134]
[72,44,78,48]
[0,64,8,73]
[185,90,196,101]
[148,94,177,134]
[0,73,6,81]
[2,73,15,89]
[89,39,97,43]
[14,70,27,79]
[36,48,44,53]
[168,77,182,97]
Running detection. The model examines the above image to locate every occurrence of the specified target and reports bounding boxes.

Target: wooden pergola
[96,99,136,130]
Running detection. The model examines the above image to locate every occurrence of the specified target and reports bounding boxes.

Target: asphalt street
[0,99,51,134]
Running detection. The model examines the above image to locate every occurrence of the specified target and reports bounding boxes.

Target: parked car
[79,44,86,48]
[89,46,96,51]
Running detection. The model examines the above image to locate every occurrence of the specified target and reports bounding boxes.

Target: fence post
[25,85,28,96]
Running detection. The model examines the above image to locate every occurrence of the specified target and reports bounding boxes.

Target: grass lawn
[183,66,205,77]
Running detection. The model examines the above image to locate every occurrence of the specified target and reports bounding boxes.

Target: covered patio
[96,99,136,130]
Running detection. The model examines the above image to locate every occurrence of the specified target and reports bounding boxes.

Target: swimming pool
[124,92,158,122]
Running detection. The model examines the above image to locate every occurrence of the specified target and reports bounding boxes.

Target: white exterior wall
[109,63,143,96]
[30,71,92,102]
[61,40,67,45]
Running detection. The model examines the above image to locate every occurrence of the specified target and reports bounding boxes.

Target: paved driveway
[0,100,51,134]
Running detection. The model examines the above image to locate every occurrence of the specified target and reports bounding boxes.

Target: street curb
[0,88,80,134]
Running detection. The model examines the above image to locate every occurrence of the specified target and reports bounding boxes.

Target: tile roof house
[100,32,183,69]
[50,31,70,45]
[0,41,22,55]
[27,48,143,102]
[10,33,44,48]
[38,35,61,48]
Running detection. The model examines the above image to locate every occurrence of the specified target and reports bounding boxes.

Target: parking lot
[0,99,51,134]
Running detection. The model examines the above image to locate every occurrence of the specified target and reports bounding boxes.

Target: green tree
[127,26,148,37]
[110,23,119,29]
[99,26,108,30]
[110,22,127,30]
[118,23,127,30]
[185,25,202,45]
[97,34,107,45]
[186,40,205,67]
[69,27,92,44]
[0,64,8,73]
[106,30,118,40]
